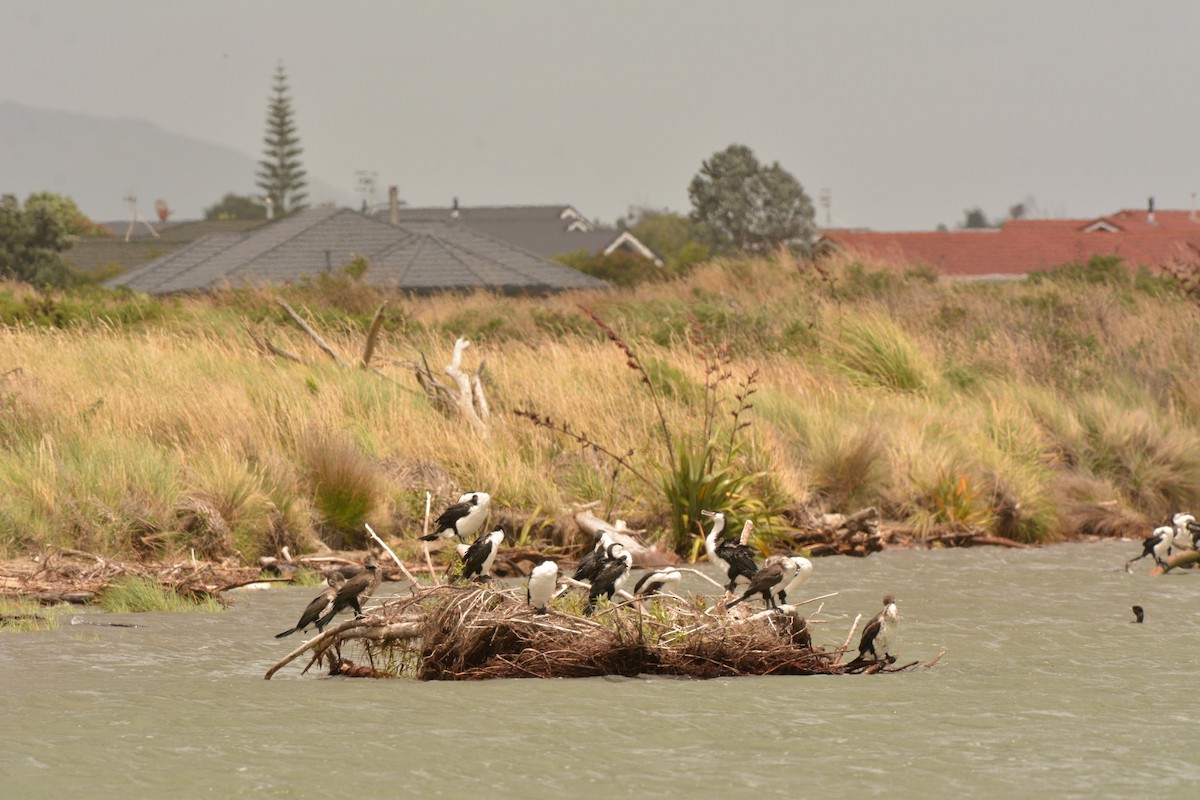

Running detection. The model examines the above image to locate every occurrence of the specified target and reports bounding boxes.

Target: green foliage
[341,254,370,280]
[256,62,308,215]
[0,194,79,288]
[24,192,109,237]
[688,143,815,255]
[98,575,223,613]
[301,431,380,548]
[204,192,268,221]
[0,597,60,631]
[624,208,710,274]
[959,208,993,229]
[0,285,169,329]
[555,249,663,287]
[827,317,932,393]
[662,438,769,552]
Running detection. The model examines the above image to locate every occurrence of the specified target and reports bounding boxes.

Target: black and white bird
[701,510,759,593]
[527,560,559,614]
[633,566,682,597]
[726,555,798,610]
[572,529,616,583]
[584,543,633,616]
[775,556,813,606]
[855,594,899,664]
[1169,512,1198,551]
[314,556,382,630]
[419,492,491,543]
[1125,525,1174,572]
[274,572,346,638]
[461,528,504,581]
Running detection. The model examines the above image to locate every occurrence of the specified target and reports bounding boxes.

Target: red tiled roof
[821,210,1200,277]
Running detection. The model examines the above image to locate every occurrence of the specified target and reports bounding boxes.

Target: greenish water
[1,541,1197,798]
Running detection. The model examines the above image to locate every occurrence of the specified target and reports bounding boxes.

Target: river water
[1,541,1197,799]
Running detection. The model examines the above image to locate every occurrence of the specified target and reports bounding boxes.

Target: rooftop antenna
[818,188,833,228]
[123,193,160,242]
[356,170,379,213]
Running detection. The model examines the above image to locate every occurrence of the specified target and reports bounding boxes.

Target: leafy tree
[204,193,268,221]
[256,62,308,216]
[623,207,710,275]
[24,192,109,237]
[960,208,992,229]
[0,194,77,287]
[687,144,815,255]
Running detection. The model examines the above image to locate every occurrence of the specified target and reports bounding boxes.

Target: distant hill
[0,101,348,221]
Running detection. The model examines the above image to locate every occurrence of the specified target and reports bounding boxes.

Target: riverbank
[0,253,1196,570]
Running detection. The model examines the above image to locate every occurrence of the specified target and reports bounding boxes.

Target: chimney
[1192,192,1197,223]
[451,196,460,220]
[1148,196,1156,225]
[389,186,399,225]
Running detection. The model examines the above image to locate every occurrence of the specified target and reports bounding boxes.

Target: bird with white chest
[701,510,759,593]
[775,556,813,606]
[725,554,797,610]
[527,560,559,614]
[419,492,491,544]
[1125,525,1174,572]
[461,528,504,581]
[633,566,682,597]
[855,594,899,664]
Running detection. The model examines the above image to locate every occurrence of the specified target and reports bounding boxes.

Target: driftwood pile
[264,584,925,681]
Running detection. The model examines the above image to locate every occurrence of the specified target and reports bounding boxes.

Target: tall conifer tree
[256,62,308,216]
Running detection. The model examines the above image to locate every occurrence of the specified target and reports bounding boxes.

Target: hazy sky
[3,0,1199,229]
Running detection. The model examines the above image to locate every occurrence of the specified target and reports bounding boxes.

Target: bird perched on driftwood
[274,572,346,638]
[314,556,382,629]
[527,560,559,614]
[775,556,813,606]
[584,543,632,616]
[1169,511,1199,551]
[461,529,504,581]
[726,555,798,610]
[572,529,615,583]
[420,492,491,543]
[855,594,899,664]
[701,510,759,593]
[1125,526,1174,573]
[633,566,682,596]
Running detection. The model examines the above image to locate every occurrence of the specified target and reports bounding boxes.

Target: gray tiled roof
[104,207,608,294]
[378,205,661,264]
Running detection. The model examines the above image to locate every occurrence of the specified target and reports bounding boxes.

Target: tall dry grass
[1,252,1199,560]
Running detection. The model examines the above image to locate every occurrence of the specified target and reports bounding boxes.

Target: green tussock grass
[0,596,62,631]
[0,249,1198,561]
[97,575,223,613]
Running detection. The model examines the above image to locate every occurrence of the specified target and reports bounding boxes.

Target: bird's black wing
[858,614,883,656]
[632,571,657,595]
[718,542,759,580]
[461,536,491,579]
[315,573,370,629]
[419,501,472,540]
[573,549,601,582]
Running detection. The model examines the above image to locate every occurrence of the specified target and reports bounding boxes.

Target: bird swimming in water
[584,543,632,616]
[527,560,559,614]
[633,566,682,596]
[419,492,491,543]
[1125,526,1174,573]
[726,555,798,610]
[314,556,382,629]
[855,594,899,664]
[1131,605,1145,624]
[701,510,759,593]
[461,528,504,581]
[275,572,346,638]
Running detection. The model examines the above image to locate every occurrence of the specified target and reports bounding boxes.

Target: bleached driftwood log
[573,510,676,568]
[444,337,489,436]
